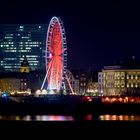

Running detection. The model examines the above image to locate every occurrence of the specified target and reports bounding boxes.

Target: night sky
[0,0,140,70]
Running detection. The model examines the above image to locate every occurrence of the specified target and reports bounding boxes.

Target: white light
[41,89,47,94]
[49,90,55,94]
[20,26,24,28]
[35,89,41,95]
[49,53,52,58]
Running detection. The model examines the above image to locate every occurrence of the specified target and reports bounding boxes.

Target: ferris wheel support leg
[65,74,75,95]
[41,73,47,90]
[41,58,53,90]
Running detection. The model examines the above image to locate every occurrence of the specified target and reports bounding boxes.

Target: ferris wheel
[41,17,67,92]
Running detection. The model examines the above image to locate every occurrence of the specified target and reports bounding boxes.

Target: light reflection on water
[0,115,140,121]
[0,115,74,121]
[99,115,140,121]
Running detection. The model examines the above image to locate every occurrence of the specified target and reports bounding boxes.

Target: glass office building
[0,24,47,72]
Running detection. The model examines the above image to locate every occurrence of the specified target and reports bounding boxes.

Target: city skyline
[0,0,140,70]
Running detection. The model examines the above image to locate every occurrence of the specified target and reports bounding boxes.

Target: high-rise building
[0,24,47,72]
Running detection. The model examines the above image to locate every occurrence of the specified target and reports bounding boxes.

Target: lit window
[22,37,29,39]
[127,84,129,88]
[20,26,24,28]
[117,83,120,87]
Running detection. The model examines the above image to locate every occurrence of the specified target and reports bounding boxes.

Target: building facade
[0,72,31,95]
[86,82,99,96]
[0,24,47,72]
[69,69,88,95]
[98,57,140,96]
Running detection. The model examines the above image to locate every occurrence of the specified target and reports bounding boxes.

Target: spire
[21,56,29,67]
[20,56,30,73]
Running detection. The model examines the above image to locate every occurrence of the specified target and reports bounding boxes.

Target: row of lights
[102,97,140,103]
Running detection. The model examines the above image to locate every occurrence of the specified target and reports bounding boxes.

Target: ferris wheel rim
[46,16,66,68]
[45,16,67,91]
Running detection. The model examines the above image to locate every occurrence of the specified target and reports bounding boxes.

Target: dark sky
[0,0,140,70]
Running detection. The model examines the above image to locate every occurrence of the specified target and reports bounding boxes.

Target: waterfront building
[69,69,87,95]
[69,69,98,95]
[0,58,31,95]
[98,56,140,96]
[0,72,31,95]
[86,82,99,96]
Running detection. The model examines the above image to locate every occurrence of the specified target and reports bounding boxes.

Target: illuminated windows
[19,26,24,31]
[0,24,47,71]
[121,72,125,79]
[131,75,133,79]
[131,83,133,88]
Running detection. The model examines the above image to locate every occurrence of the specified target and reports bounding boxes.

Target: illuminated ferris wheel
[41,16,67,92]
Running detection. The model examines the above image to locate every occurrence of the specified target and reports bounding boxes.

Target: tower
[20,57,30,73]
